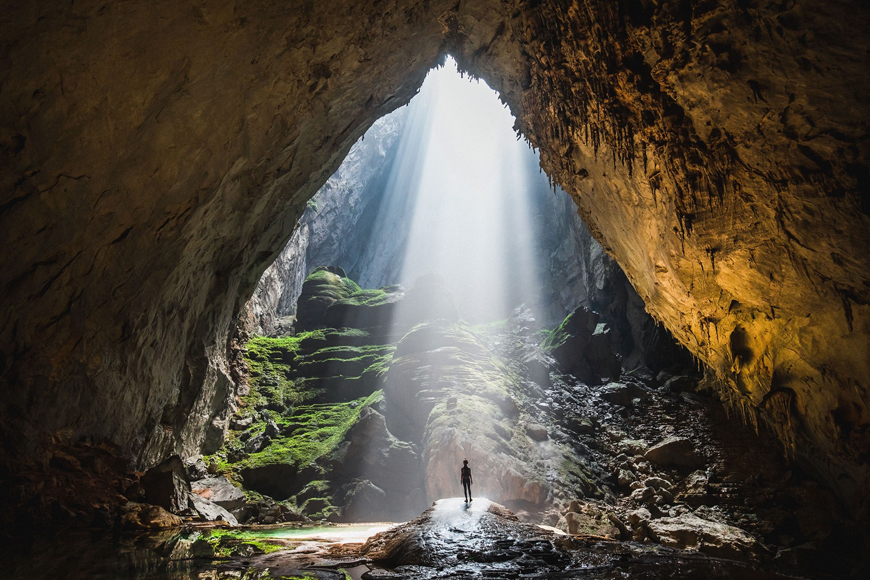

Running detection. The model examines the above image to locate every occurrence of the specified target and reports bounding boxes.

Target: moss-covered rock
[295,266,363,331]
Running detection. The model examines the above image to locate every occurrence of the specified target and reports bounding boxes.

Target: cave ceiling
[1,0,868,512]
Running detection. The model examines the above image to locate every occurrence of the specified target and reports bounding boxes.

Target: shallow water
[0,523,395,580]
[243,522,395,542]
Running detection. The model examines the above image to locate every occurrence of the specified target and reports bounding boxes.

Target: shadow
[461,502,470,512]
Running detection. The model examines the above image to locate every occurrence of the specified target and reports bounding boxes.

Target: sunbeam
[381,57,549,323]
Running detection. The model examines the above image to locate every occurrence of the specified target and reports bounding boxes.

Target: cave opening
[2,0,870,578]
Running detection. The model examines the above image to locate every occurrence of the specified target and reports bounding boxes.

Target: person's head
[463,459,468,465]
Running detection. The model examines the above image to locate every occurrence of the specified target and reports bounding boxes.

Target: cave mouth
[225,55,699,523]
[150,52,863,578]
[2,0,870,576]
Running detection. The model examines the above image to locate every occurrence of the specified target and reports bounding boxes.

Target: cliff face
[244,109,410,335]
[1,0,868,512]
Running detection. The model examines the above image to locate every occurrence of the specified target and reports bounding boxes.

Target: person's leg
[463,481,470,502]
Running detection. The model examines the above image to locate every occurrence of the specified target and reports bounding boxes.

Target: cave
[1,0,869,578]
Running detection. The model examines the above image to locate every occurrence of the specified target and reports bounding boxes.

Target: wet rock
[141,456,190,514]
[599,382,645,406]
[364,499,570,570]
[646,513,761,560]
[191,476,246,511]
[188,493,239,525]
[645,437,705,469]
[118,502,182,530]
[627,366,657,388]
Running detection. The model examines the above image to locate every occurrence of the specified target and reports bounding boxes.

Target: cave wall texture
[1,0,868,513]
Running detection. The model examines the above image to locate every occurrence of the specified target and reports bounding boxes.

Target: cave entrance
[214,57,692,525]
[255,56,560,330]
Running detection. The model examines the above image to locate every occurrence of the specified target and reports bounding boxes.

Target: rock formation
[1,0,868,520]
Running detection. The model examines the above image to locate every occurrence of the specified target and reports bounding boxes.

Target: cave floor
[1,504,836,580]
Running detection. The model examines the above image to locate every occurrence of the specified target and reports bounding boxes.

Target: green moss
[304,267,362,295]
[235,390,383,471]
[204,529,288,556]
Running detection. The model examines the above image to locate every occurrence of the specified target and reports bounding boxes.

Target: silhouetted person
[461,459,473,502]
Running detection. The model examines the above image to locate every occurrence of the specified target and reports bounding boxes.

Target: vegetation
[541,311,573,352]
[201,528,288,557]
[209,390,383,474]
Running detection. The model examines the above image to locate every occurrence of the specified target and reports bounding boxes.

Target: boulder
[618,438,648,456]
[244,432,271,455]
[644,437,705,469]
[617,469,636,487]
[598,382,645,406]
[630,486,655,502]
[230,415,253,430]
[565,415,597,435]
[646,513,761,560]
[141,455,190,514]
[627,508,652,527]
[544,307,621,385]
[118,502,183,530]
[295,266,358,331]
[265,417,281,439]
[526,423,549,441]
[675,471,710,506]
[184,458,209,481]
[563,501,621,538]
[191,476,247,510]
[188,493,239,525]
[643,477,673,491]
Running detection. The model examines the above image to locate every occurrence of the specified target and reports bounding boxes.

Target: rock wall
[244,108,410,335]
[1,0,868,513]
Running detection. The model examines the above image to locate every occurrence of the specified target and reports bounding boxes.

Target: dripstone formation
[1,0,868,522]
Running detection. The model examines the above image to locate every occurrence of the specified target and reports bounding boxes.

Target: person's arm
[470,469,473,484]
